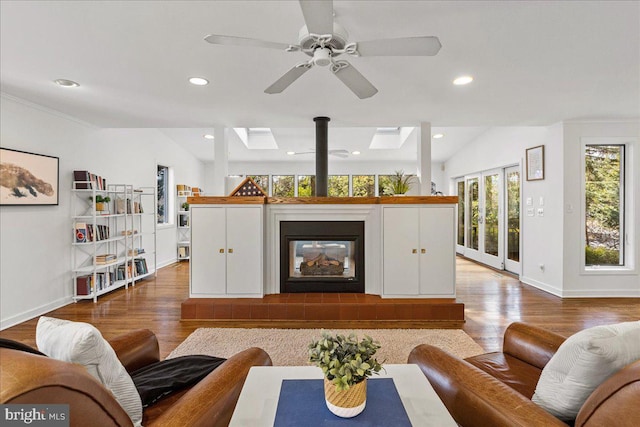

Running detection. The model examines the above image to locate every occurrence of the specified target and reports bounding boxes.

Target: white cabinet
[382,206,455,297]
[190,205,263,297]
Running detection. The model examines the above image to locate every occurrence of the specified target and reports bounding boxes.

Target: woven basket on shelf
[323,378,367,418]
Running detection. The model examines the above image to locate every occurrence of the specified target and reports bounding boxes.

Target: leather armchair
[408,322,640,427]
[1,329,272,427]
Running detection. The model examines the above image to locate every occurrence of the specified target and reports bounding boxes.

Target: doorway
[455,166,521,275]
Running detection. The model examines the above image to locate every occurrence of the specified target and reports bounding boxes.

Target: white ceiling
[1,1,638,163]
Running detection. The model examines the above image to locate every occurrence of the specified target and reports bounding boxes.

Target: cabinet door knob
[412,249,417,254]
[219,248,224,253]
[228,248,234,254]
[421,249,426,254]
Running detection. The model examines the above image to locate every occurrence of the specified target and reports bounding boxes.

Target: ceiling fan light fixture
[453,75,473,86]
[54,79,80,88]
[313,47,332,66]
[189,77,209,86]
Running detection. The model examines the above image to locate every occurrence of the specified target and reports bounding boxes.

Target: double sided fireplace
[280,221,365,293]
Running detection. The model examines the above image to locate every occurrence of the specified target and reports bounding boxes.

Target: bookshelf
[72,178,156,302]
[176,185,193,261]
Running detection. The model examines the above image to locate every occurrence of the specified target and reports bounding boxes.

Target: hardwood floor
[1,257,638,358]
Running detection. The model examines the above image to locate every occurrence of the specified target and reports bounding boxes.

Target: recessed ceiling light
[352,151,361,155]
[54,79,80,88]
[286,151,295,155]
[453,75,473,85]
[432,133,444,139]
[189,77,209,86]
[203,134,215,140]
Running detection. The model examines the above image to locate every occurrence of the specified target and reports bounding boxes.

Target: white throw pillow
[532,320,640,420]
[36,316,143,427]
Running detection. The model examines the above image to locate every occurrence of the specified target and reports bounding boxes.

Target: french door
[456,166,520,274]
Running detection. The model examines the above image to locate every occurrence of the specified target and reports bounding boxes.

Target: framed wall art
[0,147,59,205]
[526,145,545,181]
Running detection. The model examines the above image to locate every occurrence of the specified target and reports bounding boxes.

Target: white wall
[561,121,640,297]
[0,95,205,329]
[443,126,565,295]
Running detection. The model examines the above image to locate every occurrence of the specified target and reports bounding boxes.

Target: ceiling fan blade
[354,36,442,56]
[330,152,349,158]
[331,61,378,99]
[299,0,334,35]
[204,34,293,51]
[329,149,349,155]
[264,63,312,94]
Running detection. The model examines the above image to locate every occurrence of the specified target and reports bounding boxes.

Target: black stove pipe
[314,116,330,197]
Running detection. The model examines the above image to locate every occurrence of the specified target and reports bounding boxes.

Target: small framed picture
[526,145,545,181]
[0,147,59,205]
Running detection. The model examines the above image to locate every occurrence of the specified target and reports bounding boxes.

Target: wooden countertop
[188,196,458,205]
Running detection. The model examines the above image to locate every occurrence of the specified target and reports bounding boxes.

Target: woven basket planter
[324,378,367,418]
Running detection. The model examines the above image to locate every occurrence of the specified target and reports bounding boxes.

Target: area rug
[168,328,484,365]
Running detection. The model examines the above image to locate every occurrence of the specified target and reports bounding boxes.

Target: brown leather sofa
[1,329,272,427]
[408,322,640,427]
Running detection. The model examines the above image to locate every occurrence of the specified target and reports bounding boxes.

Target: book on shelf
[178,246,189,258]
[133,258,148,276]
[76,275,92,295]
[73,171,92,189]
[75,222,87,243]
[128,248,146,257]
[95,254,117,264]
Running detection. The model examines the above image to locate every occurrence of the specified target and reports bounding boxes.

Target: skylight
[369,127,415,149]
[233,127,278,149]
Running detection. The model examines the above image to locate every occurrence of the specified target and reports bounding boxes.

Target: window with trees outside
[352,175,375,197]
[584,144,625,267]
[378,175,393,196]
[157,165,169,224]
[328,175,349,197]
[272,175,295,197]
[298,175,315,197]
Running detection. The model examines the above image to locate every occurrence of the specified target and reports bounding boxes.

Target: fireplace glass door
[280,221,364,293]
[289,240,356,279]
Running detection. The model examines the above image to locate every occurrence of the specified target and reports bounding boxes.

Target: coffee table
[229,364,457,426]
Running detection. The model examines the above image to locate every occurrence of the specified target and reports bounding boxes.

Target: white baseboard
[157,257,179,269]
[561,288,640,298]
[0,296,72,331]
[520,276,563,297]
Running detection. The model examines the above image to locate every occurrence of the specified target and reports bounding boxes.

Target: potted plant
[89,195,111,212]
[309,331,383,418]
[385,170,413,195]
[181,202,189,211]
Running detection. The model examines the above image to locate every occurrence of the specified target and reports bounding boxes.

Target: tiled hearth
[181,293,464,325]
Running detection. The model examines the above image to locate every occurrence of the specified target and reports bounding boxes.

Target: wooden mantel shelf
[189,196,458,205]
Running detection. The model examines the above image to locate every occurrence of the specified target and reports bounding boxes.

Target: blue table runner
[273,378,412,426]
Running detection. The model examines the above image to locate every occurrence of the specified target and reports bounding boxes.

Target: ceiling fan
[292,149,350,158]
[204,0,441,99]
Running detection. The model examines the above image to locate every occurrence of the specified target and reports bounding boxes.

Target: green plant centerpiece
[89,195,111,212]
[385,170,413,195]
[309,331,383,418]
